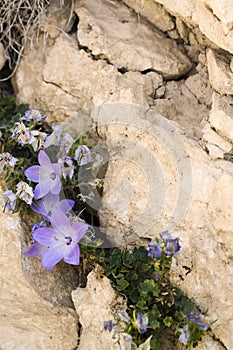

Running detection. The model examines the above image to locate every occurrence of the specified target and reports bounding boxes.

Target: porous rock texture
[0,189,78,350]
[0,42,6,70]
[7,0,233,349]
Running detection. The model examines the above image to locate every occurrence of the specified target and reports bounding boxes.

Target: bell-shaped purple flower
[147,242,162,258]
[20,109,47,123]
[2,190,16,211]
[58,156,74,179]
[32,208,88,270]
[136,312,148,334]
[74,145,91,165]
[31,192,75,222]
[24,150,61,200]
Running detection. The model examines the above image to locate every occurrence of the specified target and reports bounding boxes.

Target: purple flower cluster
[2,109,92,270]
[178,311,210,345]
[147,230,181,259]
[135,312,148,334]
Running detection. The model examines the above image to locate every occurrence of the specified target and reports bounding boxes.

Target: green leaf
[116,278,129,291]
[163,316,172,327]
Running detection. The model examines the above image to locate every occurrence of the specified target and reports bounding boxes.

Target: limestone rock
[91,103,233,349]
[75,0,192,78]
[123,0,174,32]
[154,0,233,54]
[0,42,6,70]
[201,123,232,159]
[209,92,233,143]
[207,49,233,95]
[0,189,78,350]
[72,268,123,350]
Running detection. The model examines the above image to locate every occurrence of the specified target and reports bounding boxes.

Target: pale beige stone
[0,42,6,70]
[76,0,192,78]
[123,0,174,32]
[202,123,232,158]
[72,268,122,350]
[155,0,233,54]
[209,92,233,143]
[207,49,233,95]
[0,189,78,350]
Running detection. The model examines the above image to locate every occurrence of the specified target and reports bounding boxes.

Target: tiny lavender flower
[29,130,47,152]
[186,311,210,331]
[24,150,61,200]
[58,156,74,179]
[119,333,133,350]
[103,320,113,332]
[12,122,31,146]
[31,192,75,222]
[0,152,18,173]
[178,324,190,345]
[16,181,34,205]
[74,145,91,165]
[59,133,74,157]
[44,123,63,148]
[31,208,88,270]
[2,190,16,211]
[136,312,148,334]
[20,109,47,122]
[147,242,162,258]
[160,231,181,257]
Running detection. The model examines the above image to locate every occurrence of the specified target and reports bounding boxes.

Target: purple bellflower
[44,123,63,148]
[24,150,61,200]
[147,242,162,258]
[103,320,113,332]
[136,312,148,334]
[58,133,74,157]
[0,152,18,173]
[16,181,34,205]
[12,122,31,146]
[31,208,88,270]
[186,311,210,331]
[148,230,181,259]
[31,192,75,222]
[178,324,190,345]
[74,145,91,165]
[58,156,74,179]
[2,190,17,211]
[20,109,47,122]
[24,221,47,258]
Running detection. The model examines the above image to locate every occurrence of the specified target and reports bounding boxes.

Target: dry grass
[0,0,72,81]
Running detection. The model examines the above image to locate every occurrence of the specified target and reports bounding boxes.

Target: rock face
[0,189,78,350]
[11,0,233,349]
[0,42,6,70]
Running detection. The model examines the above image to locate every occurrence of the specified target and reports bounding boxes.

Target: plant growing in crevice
[0,101,213,349]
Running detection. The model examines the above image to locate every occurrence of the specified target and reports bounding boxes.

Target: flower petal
[38,150,51,166]
[50,177,61,195]
[24,243,44,257]
[50,208,71,233]
[42,245,65,271]
[72,222,89,241]
[58,199,75,213]
[32,227,56,246]
[33,183,49,200]
[24,165,40,182]
[64,244,80,265]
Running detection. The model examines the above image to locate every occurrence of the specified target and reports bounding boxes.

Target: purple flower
[24,242,46,258]
[44,123,63,148]
[0,152,18,173]
[136,312,148,334]
[178,324,190,345]
[20,109,47,122]
[32,220,47,231]
[147,242,162,258]
[103,320,113,332]
[29,130,47,152]
[32,208,88,270]
[24,150,61,200]
[2,190,16,211]
[74,145,91,165]
[16,181,34,205]
[119,333,133,350]
[31,192,75,222]
[59,133,74,157]
[186,311,209,331]
[58,156,74,179]
[12,122,31,146]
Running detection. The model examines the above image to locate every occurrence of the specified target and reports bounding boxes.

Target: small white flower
[16,181,34,205]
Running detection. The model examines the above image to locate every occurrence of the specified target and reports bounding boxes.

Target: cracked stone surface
[91,104,233,349]
[0,42,6,70]
[0,188,78,350]
[75,0,192,78]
